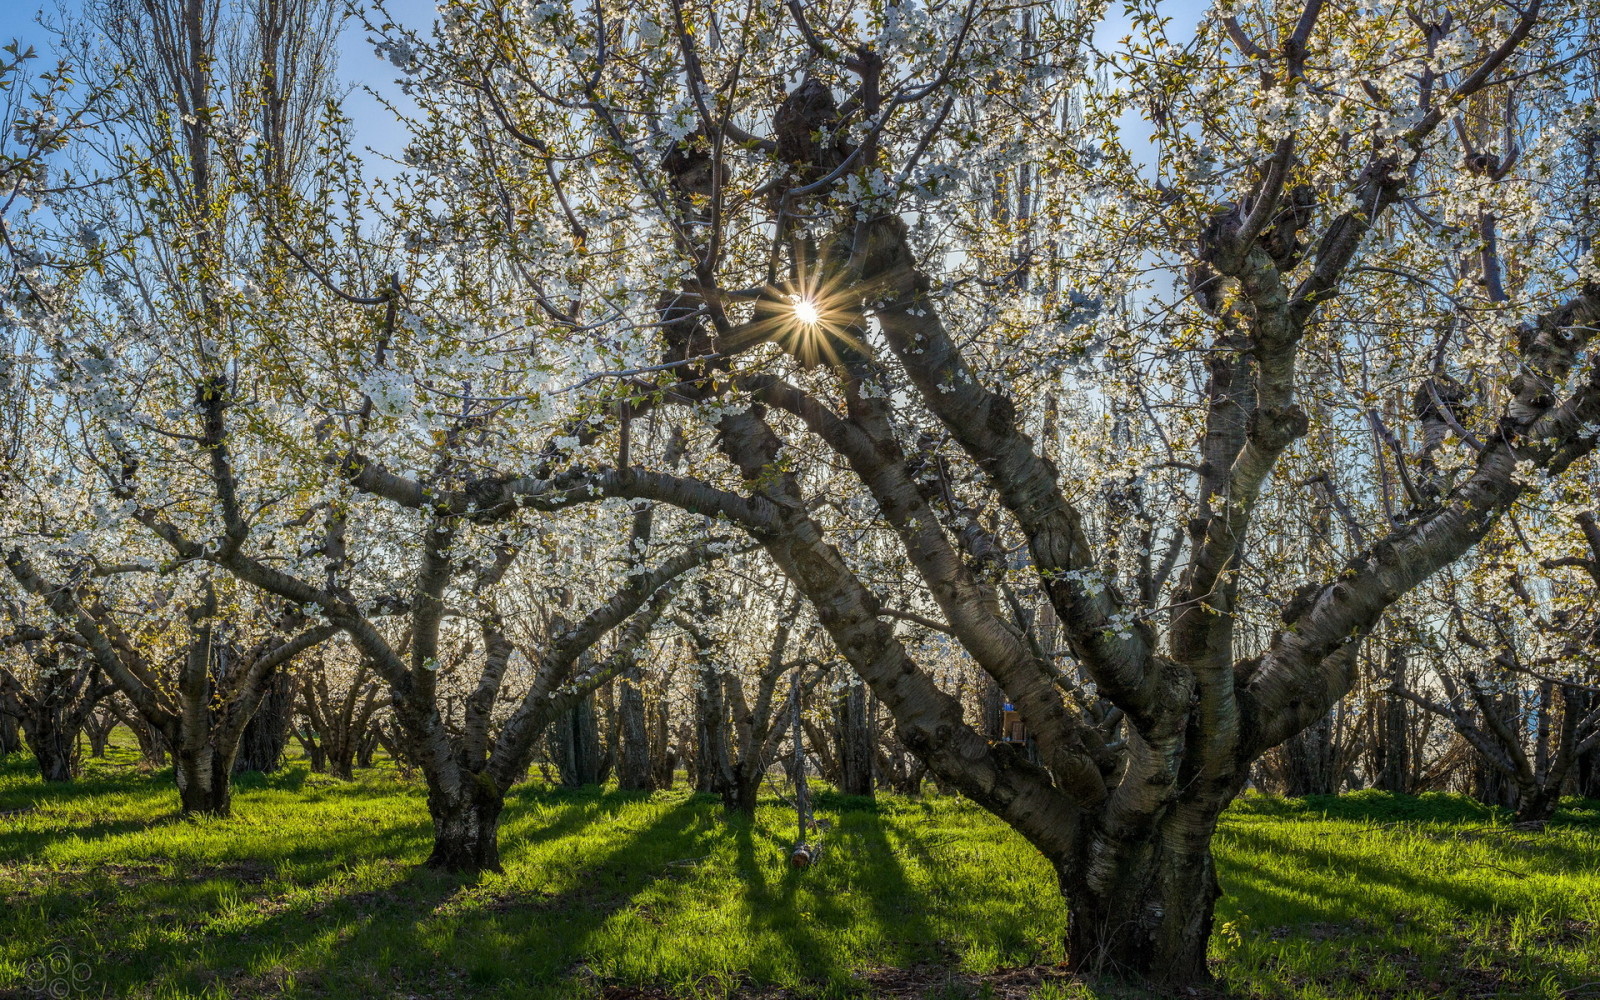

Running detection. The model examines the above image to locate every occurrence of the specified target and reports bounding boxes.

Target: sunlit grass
[1,739,1596,999]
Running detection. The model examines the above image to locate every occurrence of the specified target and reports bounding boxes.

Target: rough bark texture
[1373,646,1413,793]
[84,709,116,758]
[22,711,81,782]
[693,657,732,796]
[1062,835,1221,984]
[615,662,654,791]
[1283,714,1339,796]
[234,670,292,774]
[426,775,505,873]
[175,742,234,817]
[554,693,603,787]
[836,681,875,796]
[0,644,107,783]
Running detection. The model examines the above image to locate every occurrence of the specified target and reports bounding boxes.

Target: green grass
[0,741,1597,1000]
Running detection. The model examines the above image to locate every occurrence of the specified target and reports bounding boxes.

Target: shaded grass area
[0,744,1596,1000]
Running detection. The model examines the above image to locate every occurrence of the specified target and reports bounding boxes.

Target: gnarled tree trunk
[21,711,81,782]
[1061,827,1222,983]
[84,708,116,758]
[553,692,602,787]
[426,774,505,873]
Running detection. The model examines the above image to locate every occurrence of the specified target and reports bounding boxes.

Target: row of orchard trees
[8,546,1597,812]
[3,0,1600,985]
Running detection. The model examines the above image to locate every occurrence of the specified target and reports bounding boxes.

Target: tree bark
[84,709,115,758]
[1578,690,1600,799]
[553,693,602,787]
[21,710,81,782]
[295,724,329,774]
[174,742,234,816]
[1062,833,1221,984]
[648,699,677,790]
[693,659,731,795]
[234,670,292,774]
[0,710,19,756]
[1283,713,1338,796]
[1373,645,1412,793]
[425,775,505,873]
[615,662,654,791]
[836,680,874,796]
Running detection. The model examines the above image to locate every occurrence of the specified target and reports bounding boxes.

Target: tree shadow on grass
[727,812,866,994]
[874,808,1061,970]
[1222,825,1502,920]
[9,784,657,998]
[831,807,946,968]
[278,795,718,997]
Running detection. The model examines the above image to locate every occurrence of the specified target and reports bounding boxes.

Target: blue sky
[2,0,1212,166]
[0,0,436,163]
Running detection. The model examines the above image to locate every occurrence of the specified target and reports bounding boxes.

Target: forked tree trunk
[425,776,505,873]
[693,666,731,795]
[123,711,168,766]
[648,704,677,790]
[1514,786,1560,823]
[22,712,80,782]
[84,711,115,758]
[723,768,760,816]
[1061,832,1221,983]
[294,724,330,774]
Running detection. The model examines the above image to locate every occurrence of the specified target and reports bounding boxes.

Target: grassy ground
[0,740,1597,1000]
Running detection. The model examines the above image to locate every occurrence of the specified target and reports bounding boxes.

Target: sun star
[793,297,821,326]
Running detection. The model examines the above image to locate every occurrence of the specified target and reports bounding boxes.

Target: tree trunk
[1577,746,1600,799]
[84,711,115,758]
[1283,713,1338,796]
[1578,692,1600,799]
[1571,690,1599,799]
[693,666,730,795]
[723,767,760,816]
[1373,645,1411,793]
[294,723,329,774]
[0,711,19,756]
[976,672,1004,739]
[425,776,505,873]
[356,727,377,770]
[234,671,292,774]
[174,743,234,817]
[1473,758,1520,810]
[21,710,80,782]
[553,694,602,787]
[648,702,676,790]
[1062,837,1220,983]
[835,681,874,796]
[1514,785,1560,823]
[615,663,654,791]
[130,715,168,766]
